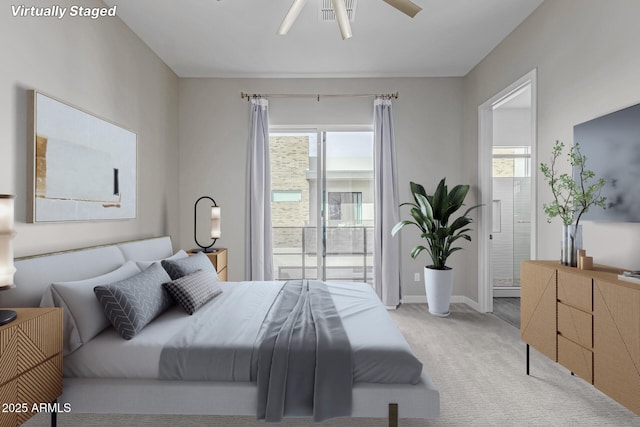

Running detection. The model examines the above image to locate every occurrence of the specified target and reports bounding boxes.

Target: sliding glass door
[324,131,374,283]
[270,129,374,284]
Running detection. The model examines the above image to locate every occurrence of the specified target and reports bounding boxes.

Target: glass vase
[561,224,583,267]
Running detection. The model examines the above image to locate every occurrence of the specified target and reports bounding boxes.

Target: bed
[8,236,440,426]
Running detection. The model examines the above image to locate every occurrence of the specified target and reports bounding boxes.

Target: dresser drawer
[557,271,593,311]
[558,334,593,383]
[558,302,593,348]
[0,308,63,427]
[0,354,63,427]
[0,309,62,385]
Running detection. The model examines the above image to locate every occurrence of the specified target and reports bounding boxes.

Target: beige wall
[1,0,180,257]
[178,77,465,297]
[463,0,640,301]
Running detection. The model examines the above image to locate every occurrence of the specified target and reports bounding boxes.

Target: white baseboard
[456,296,481,311]
[402,295,481,312]
[493,287,521,298]
[402,295,427,304]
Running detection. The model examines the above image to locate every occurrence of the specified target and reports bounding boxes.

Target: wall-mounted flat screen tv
[573,102,640,222]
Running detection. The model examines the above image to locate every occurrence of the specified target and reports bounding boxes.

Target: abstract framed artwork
[27,91,137,222]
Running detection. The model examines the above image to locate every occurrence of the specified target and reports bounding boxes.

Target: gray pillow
[136,249,188,271]
[163,270,222,315]
[94,263,173,340]
[162,251,218,281]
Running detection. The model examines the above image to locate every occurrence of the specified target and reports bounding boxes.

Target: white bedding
[65,280,423,385]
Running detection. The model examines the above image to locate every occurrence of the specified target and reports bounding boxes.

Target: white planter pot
[424,267,454,317]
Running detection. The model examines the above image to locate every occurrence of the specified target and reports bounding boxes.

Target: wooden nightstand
[0,307,63,427]
[188,248,228,281]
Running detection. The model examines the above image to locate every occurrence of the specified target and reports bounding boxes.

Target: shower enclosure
[492,146,531,292]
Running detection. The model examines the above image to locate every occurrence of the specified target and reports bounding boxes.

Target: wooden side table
[188,248,228,281]
[0,307,63,427]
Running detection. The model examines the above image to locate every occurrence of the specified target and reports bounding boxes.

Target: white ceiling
[103,0,543,78]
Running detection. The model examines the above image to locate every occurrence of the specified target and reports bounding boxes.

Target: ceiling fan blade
[382,0,422,18]
[277,0,308,35]
[331,0,352,40]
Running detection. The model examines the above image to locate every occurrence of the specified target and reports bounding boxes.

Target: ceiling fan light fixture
[331,0,352,40]
[382,0,422,18]
[277,0,308,35]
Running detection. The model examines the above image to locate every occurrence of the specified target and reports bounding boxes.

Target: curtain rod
[240,91,398,101]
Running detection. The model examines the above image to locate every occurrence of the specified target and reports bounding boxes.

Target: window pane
[270,132,315,280]
[272,190,302,202]
[325,132,374,284]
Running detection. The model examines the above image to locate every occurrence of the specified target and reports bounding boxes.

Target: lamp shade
[211,206,221,239]
[0,195,16,289]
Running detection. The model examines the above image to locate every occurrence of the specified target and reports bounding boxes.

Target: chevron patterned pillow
[163,270,222,315]
[94,263,173,340]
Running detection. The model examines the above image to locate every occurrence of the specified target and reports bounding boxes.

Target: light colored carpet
[24,304,639,427]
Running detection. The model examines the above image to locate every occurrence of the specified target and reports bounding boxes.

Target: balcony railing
[273,226,374,284]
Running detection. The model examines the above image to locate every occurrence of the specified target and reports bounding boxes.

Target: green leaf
[441,184,469,224]
[410,181,427,205]
[391,220,417,236]
[540,140,607,227]
[410,245,428,259]
[431,178,448,222]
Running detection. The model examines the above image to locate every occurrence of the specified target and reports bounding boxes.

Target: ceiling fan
[277,0,422,40]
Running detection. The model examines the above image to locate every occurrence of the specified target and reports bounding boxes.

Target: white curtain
[246,98,274,280]
[373,97,401,308]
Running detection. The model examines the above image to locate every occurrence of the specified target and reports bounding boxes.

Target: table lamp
[193,196,221,253]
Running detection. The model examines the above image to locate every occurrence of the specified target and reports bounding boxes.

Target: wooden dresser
[188,248,228,281]
[521,260,640,415]
[0,308,63,427]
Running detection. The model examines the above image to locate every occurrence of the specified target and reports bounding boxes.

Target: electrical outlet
[414,272,420,282]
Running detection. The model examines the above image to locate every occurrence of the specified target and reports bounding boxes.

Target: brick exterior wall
[270,135,310,249]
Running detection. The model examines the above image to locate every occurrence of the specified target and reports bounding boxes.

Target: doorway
[478,70,537,315]
[269,128,374,284]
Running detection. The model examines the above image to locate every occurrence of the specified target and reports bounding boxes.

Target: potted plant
[392,178,480,317]
[540,140,606,267]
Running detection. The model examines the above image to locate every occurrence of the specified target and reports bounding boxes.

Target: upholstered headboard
[4,236,173,308]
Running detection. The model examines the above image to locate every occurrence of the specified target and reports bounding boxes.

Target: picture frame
[27,91,137,222]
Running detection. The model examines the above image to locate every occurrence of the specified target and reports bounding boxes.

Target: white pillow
[136,249,188,271]
[40,261,142,355]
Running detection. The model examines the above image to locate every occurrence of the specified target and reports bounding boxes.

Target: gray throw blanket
[256,280,353,423]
